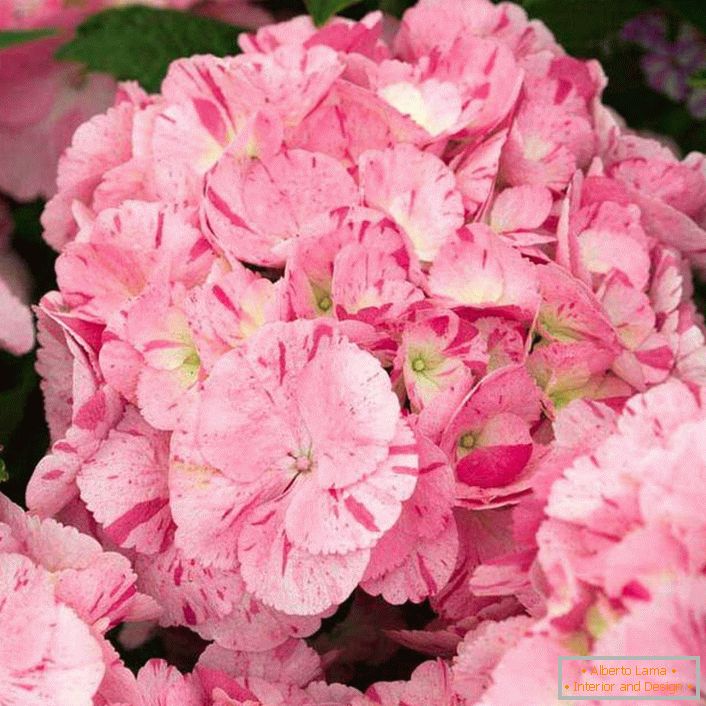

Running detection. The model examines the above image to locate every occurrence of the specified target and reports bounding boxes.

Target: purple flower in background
[622,12,706,118]
[621,12,670,51]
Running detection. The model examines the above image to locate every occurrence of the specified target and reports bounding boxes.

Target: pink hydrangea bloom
[0,495,158,706]
[360,433,458,604]
[364,660,459,706]
[22,0,706,698]
[185,320,418,615]
[428,225,541,321]
[106,648,366,706]
[204,144,357,267]
[542,379,706,604]
[458,380,706,703]
[440,365,543,504]
[358,144,463,263]
[0,553,105,706]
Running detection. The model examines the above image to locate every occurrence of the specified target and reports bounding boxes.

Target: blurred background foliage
[2,0,706,508]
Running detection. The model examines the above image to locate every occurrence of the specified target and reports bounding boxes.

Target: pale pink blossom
[393,307,487,413]
[361,433,459,604]
[428,225,540,321]
[77,406,173,554]
[0,0,275,205]
[56,200,212,331]
[0,37,115,202]
[394,0,558,62]
[174,320,418,615]
[0,553,105,706]
[365,659,459,706]
[487,185,554,248]
[0,199,33,354]
[373,35,523,141]
[451,130,507,217]
[284,210,424,334]
[358,144,464,262]
[135,542,322,652]
[440,365,543,503]
[0,495,158,706]
[204,147,357,267]
[41,85,155,250]
[540,379,706,616]
[431,507,517,622]
[452,615,533,703]
[27,298,125,519]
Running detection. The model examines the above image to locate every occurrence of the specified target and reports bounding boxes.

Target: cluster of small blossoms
[0,0,272,202]
[5,0,706,702]
[0,492,159,706]
[622,11,706,119]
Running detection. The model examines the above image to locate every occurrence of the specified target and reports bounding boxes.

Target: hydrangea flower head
[16,0,706,700]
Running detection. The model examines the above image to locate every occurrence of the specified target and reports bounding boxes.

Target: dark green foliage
[55,6,245,93]
[689,68,706,89]
[520,0,650,55]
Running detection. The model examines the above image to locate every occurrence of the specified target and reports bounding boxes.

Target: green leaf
[304,0,365,27]
[0,28,56,50]
[521,0,648,56]
[689,68,706,90]
[0,459,7,484]
[55,6,244,93]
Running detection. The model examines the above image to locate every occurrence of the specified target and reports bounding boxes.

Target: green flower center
[184,350,200,369]
[459,432,476,450]
[411,356,427,373]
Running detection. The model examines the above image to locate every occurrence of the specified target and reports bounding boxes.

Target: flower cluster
[0,492,159,706]
[461,379,706,705]
[8,0,706,702]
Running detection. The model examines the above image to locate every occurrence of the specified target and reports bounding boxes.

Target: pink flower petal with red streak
[78,408,173,554]
[203,148,358,267]
[359,144,463,262]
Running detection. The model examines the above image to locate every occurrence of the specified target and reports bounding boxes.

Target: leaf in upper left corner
[0,28,56,50]
[55,6,244,93]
